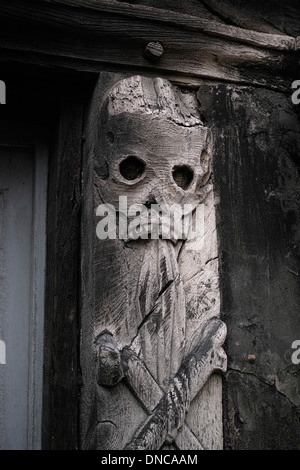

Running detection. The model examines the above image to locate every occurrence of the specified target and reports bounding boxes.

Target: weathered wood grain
[201,0,283,34]
[80,71,125,450]
[40,0,298,51]
[80,72,226,450]
[201,0,300,37]
[122,348,164,413]
[0,0,297,90]
[42,103,84,450]
[125,318,226,450]
[198,83,300,449]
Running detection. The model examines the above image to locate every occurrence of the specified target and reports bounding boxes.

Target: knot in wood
[144,41,164,62]
[248,354,256,364]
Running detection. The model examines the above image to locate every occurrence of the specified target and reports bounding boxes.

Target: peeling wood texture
[80,72,226,450]
[198,84,300,450]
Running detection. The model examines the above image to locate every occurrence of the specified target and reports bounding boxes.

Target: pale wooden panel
[81,72,226,450]
[0,142,47,450]
[0,148,33,450]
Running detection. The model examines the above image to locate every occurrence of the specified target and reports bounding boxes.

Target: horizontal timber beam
[0,0,298,90]
[40,0,300,52]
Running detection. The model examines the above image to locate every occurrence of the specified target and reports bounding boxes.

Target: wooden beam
[42,103,84,450]
[40,0,298,52]
[0,0,297,91]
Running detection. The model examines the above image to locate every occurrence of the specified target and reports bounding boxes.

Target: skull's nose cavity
[119,156,146,181]
[172,165,194,190]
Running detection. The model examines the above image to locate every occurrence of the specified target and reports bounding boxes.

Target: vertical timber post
[80,73,227,450]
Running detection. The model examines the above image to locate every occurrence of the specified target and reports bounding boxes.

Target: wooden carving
[81,74,227,450]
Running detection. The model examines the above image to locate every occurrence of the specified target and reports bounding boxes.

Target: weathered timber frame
[0,0,299,450]
[0,0,298,91]
[42,103,84,449]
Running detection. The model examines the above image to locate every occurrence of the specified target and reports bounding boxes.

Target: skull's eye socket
[172,165,194,190]
[119,156,146,181]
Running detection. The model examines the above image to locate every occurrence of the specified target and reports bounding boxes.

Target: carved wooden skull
[96,76,212,229]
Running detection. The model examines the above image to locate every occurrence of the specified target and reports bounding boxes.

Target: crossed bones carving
[96,317,227,450]
[93,75,227,450]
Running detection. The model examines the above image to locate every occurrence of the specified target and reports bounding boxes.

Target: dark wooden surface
[198,84,300,449]
[0,77,90,450]
[0,0,298,91]
[42,103,84,450]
